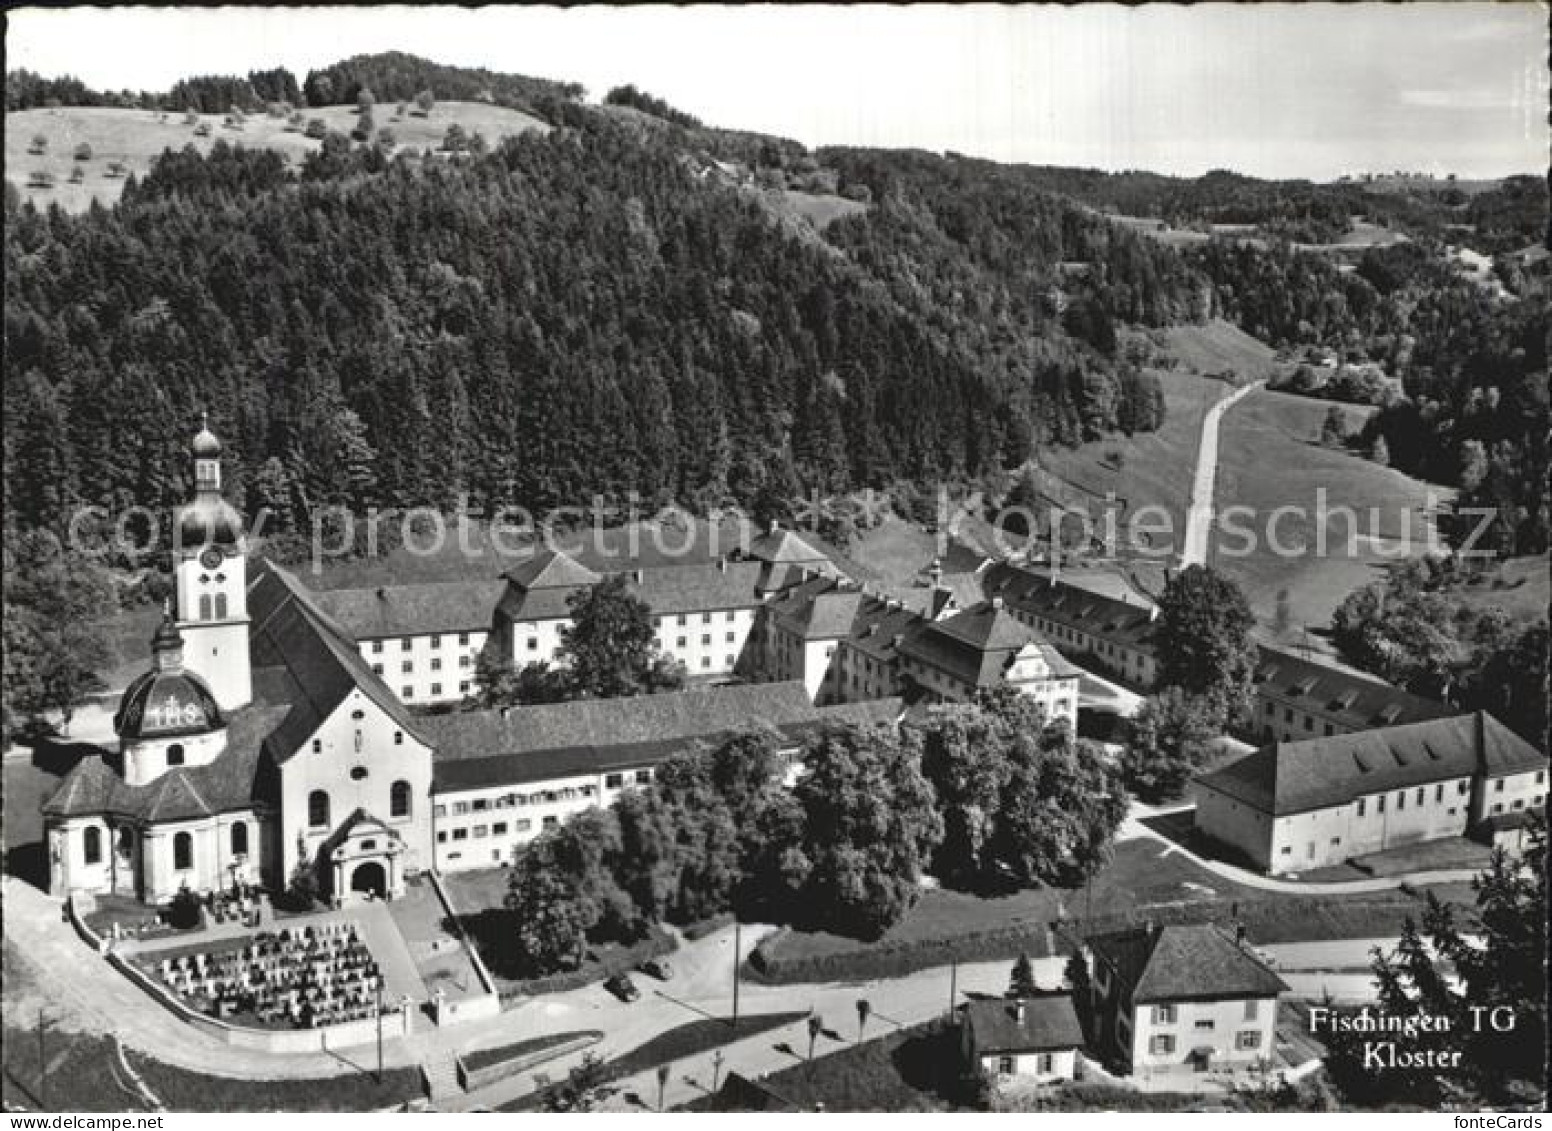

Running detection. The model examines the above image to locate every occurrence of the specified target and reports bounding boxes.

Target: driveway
[1181,380,1263,567]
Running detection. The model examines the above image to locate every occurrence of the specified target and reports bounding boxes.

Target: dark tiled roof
[496,550,601,623]
[312,580,504,639]
[42,703,289,821]
[247,560,428,763]
[768,577,854,639]
[747,524,832,565]
[711,1073,802,1113]
[425,686,901,792]
[1250,645,1449,731]
[1087,923,1288,1005]
[1198,711,1548,817]
[502,549,603,591]
[843,595,932,663]
[931,602,1037,652]
[982,563,1158,654]
[425,679,810,760]
[632,561,763,614]
[898,600,1075,690]
[964,994,1085,1054]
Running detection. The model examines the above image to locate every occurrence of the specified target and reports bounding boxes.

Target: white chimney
[1014,1001,1026,1023]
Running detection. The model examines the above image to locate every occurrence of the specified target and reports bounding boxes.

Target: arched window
[173,831,193,870]
[230,821,249,857]
[83,826,102,865]
[308,790,330,828]
[390,780,412,819]
[198,594,213,620]
[214,593,228,619]
[167,743,185,767]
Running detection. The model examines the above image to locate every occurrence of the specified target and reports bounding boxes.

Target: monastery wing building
[42,426,1083,907]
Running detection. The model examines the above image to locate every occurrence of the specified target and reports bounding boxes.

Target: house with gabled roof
[1194,711,1548,873]
[961,993,1086,1083]
[1083,922,1287,1079]
[897,598,1080,729]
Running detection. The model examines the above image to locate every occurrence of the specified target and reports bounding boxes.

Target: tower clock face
[200,548,224,569]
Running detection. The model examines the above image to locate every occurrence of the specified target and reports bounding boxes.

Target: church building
[40,424,909,905]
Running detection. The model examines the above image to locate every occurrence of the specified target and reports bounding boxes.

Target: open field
[1210,389,1446,648]
[777,189,868,231]
[5,102,549,213]
[1151,318,1284,382]
[1039,368,1228,561]
[849,516,939,586]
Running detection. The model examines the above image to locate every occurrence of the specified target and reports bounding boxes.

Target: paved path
[1121,802,1482,895]
[1180,379,1264,567]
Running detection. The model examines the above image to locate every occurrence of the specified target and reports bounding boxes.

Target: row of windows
[438,815,556,843]
[83,823,248,868]
[1489,795,1542,815]
[369,633,475,653]
[662,633,740,648]
[432,770,655,818]
[308,783,411,827]
[994,1053,1056,1075]
[1355,780,1469,818]
[1152,1000,1260,1025]
[374,656,472,674]
[659,611,741,628]
[1148,1031,1261,1055]
[370,673,471,699]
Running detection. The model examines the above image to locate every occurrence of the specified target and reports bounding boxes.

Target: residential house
[1084,922,1287,1080]
[961,993,1086,1084]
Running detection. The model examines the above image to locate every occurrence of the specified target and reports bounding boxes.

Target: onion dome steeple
[176,413,244,549]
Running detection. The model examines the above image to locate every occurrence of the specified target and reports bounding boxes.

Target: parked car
[604,973,640,1002]
[640,958,673,981]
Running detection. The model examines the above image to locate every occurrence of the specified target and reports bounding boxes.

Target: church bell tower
[173,416,252,710]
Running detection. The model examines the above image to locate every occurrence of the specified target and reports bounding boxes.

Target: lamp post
[731,919,742,1028]
[37,1007,48,1109]
[375,978,384,1083]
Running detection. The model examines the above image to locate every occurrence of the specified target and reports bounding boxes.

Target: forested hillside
[4,106,1191,548]
[1185,237,1548,555]
[4,53,1545,562]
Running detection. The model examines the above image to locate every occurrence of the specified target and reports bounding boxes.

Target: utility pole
[375,978,384,1083]
[37,1007,48,1109]
[947,957,958,1019]
[731,919,742,1028]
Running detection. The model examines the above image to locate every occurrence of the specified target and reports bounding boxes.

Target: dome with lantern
[114,612,225,742]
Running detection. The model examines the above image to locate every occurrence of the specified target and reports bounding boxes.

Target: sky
[7,3,1548,180]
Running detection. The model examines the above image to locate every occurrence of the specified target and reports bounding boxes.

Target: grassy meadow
[5,102,549,213]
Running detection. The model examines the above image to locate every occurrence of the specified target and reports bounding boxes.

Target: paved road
[1180,379,1264,567]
